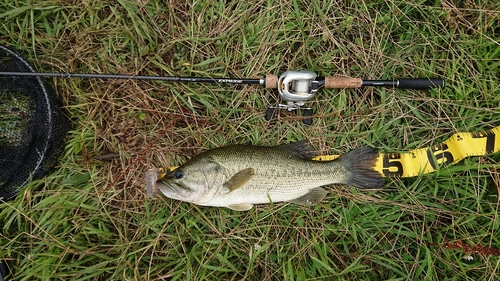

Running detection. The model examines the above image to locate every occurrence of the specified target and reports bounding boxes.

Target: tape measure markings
[373,125,500,178]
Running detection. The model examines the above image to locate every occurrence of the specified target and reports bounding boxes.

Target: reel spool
[278,70,318,107]
[266,70,318,125]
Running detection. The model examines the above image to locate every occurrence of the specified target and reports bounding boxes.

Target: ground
[0,1,499,280]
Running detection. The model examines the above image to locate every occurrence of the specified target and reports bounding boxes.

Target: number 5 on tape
[374,126,500,178]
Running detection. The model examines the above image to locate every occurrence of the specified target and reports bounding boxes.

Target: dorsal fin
[278,141,318,159]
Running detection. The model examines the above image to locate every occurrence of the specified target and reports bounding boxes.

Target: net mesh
[0,45,67,200]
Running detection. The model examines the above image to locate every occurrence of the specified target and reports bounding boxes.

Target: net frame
[0,45,67,200]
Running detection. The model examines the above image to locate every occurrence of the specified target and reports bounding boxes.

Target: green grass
[1,0,499,280]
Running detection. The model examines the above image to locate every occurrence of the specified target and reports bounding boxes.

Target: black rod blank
[0,71,263,84]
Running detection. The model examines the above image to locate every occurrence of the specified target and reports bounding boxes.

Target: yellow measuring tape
[314,125,500,178]
[163,125,500,178]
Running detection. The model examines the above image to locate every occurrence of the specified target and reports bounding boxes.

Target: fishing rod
[0,69,444,124]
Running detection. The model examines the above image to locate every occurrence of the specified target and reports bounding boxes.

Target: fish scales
[206,147,345,202]
[151,141,384,210]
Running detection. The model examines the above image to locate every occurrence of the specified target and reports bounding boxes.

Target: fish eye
[174,170,184,179]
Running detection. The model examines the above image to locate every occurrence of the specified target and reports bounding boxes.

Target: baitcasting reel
[266,70,319,125]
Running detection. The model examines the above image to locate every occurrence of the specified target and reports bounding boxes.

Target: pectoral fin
[227,203,254,211]
[222,168,255,192]
[288,187,328,206]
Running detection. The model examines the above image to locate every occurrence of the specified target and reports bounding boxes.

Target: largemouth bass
[147,141,384,211]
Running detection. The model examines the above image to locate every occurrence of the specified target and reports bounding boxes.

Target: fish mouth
[156,181,214,205]
[156,181,191,202]
[145,168,185,200]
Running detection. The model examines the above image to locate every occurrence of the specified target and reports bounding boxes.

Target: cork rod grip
[265,74,278,89]
[324,77,363,88]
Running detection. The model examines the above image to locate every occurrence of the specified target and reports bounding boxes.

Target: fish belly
[204,162,340,207]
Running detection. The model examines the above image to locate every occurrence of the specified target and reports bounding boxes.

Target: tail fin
[339,147,384,189]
